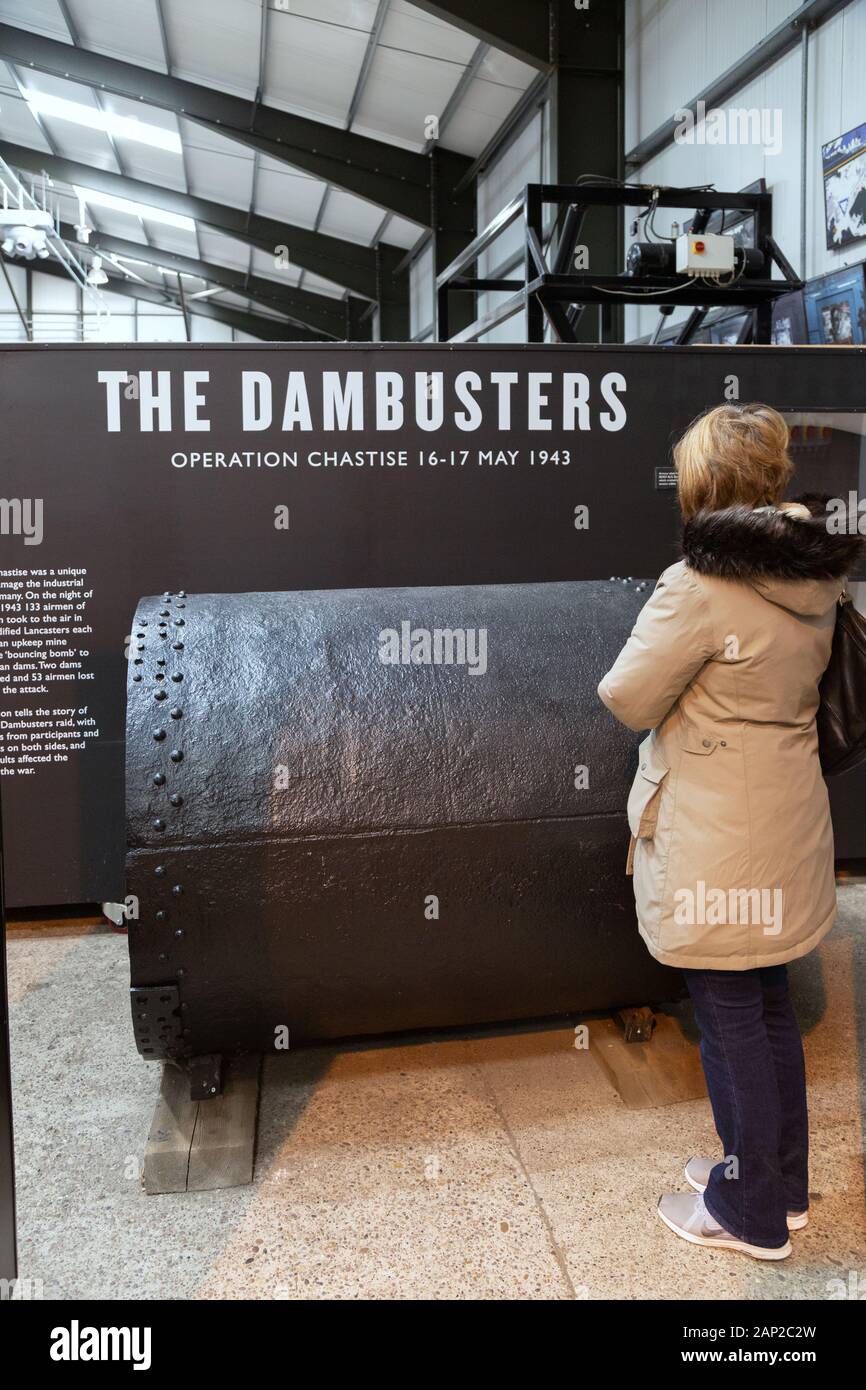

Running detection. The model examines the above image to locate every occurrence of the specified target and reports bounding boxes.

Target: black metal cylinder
[124,580,680,1059]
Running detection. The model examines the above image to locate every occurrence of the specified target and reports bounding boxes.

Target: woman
[597,403,862,1260]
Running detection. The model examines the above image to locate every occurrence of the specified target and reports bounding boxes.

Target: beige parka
[598,499,863,971]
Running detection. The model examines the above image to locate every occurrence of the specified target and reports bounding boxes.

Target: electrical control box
[675,232,735,277]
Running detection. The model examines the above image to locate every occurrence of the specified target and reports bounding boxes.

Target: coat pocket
[627,737,670,840]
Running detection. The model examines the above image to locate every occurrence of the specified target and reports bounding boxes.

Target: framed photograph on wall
[771,290,808,345]
[803,264,866,344]
[822,122,866,249]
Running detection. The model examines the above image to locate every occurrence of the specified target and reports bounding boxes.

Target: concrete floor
[7,886,866,1301]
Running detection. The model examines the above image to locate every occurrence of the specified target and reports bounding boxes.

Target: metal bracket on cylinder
[187,1054,223,1100]
[130,984,183,1059]
[615,1006,657,1044]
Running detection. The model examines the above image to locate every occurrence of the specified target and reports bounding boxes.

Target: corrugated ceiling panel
[137,220,200,256]
[64,0,166,69]
[103,136,186,193]
[182,127,255,206]
[0,1,68,41]
[80,205,149,239]
[476,46,537,90]
[271,0,379,30]
[99,91,181,141]
[7,69,117,169]
[217,289,256,311]
[253,160,325,228]
[197,227,257,272]
[317,187,388,245]
[0,63,54,148]
[380,213,425,250]
[163,0,260,99]
[248,246,303,285]
[439,74,531,157]
[352,46,459,151]
[301,269,350,298]
[264,9,369,126]
[383,2,478,65]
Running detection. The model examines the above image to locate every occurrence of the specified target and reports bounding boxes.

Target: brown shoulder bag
[818,591,866,776]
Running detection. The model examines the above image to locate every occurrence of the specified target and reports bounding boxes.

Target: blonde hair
[673,403,796,518]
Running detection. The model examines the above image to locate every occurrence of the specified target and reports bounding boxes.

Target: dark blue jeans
[682,964,809,1249]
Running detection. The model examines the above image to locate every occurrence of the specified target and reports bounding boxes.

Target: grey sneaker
[657,1191,792,1260]
[684,1157,808,1231]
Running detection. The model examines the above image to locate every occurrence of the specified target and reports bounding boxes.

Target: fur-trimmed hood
[681,494,864,616]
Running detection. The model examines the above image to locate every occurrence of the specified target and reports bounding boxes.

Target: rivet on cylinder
[154,690,167,701]
[170,673,183,682]
[154,865,166,876]
[153,772,166,786]
[153,729,166,741]
[132,674,142,682]
[172,642,184,652]
[169,793,183,807]
[170,707,183,720]
[170,749,183,762]
[153,818,166,831]
[174,928,184,939]
[172,884,183,896]
[155,910,167,922]
[174,618,185,627]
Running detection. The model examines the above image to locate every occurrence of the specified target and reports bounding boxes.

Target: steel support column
[548,0,624,342]
[375,244,410,341]
[431,147,477,337]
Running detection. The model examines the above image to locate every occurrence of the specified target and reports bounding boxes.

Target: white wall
[0,265,248,342]
[625,0,866,339]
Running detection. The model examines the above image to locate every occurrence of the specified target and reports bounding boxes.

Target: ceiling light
[72,186,195,232]
[0,209,53,260]
[25,91,182,153]
[86,254,109,286]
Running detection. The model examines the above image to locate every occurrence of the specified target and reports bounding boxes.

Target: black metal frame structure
[436,183,803,344]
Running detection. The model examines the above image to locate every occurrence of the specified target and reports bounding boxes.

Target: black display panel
[1,342,865,906]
